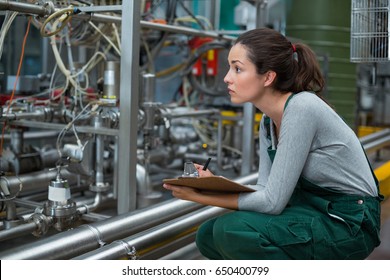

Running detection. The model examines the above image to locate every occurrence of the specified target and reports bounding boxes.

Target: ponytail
[293,43,325,95]
[234,28,325,99]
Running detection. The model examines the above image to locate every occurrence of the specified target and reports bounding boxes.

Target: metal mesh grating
[351,0,390,62]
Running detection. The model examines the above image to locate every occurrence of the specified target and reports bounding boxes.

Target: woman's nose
[223,72,230,84]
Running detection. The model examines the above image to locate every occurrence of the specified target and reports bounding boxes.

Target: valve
[43,164,78,231]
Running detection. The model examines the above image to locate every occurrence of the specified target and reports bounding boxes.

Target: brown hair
[234,28,325,95]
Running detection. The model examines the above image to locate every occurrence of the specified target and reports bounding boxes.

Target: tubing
[0,199,202,259]
[0,1,234,41]
[360,128,390,145]
[73,206,227,259]
[0,173,257,259]
[0,169,79,197]
[75,174,259,260]
[169,109,219,119]
[0,222,37,242]
[0,0,51,16]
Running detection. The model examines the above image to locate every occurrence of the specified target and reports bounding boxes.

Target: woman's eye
[235,67,241,73]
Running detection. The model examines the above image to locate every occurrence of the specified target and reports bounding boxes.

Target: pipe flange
[89,182,110,193]
[44,200,77,217]
[29,213,51,237]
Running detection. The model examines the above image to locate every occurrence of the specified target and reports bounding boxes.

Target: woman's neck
[255,91,292,129]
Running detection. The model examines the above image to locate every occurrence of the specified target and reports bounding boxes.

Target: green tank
[286,0,356,127]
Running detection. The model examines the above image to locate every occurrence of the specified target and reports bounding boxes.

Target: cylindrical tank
[103,61,120,100]
[286,0,356,127]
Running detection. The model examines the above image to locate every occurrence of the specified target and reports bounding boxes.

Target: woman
[163,28,383,260]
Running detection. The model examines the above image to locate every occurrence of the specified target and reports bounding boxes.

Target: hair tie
[292,44,296,53]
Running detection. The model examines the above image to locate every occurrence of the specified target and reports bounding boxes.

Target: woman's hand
[163,182,239,210]
[163,162,239,210]
[194,163,214,177]
[163,184,201,201]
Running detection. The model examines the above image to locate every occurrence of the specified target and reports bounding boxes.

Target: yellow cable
[40,6,74,37]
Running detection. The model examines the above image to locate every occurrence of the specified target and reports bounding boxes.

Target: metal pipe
[14,199,42,209]
[0,199,202,259]
[363,135,390,154]
[2,111,46,121]
[169,109,219,119]
[117,0,140,214]
[9,120,119,136]
[5,201,17,221]
[2,130,58,140]
[73,206,227,259]
[0,173,257,259]
[140,20,235,41]
[0,222,37,242]
[360,128,390,145]
[94,116,105,187]
[159,242,202,260]
[241,103,255,175]
[0,0,51,16]
[0,1,235,41]
[0,169,79,197]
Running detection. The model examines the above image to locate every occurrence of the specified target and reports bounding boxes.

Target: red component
[206,49,217,76]
[188,37,218,77]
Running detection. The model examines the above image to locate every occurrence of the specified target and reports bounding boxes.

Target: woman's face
[224,43,266,104]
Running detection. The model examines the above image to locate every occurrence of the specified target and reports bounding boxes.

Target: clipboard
[163,176,255,193]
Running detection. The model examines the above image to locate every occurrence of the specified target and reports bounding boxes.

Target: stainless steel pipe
[0,199,202,259]
[0,222,37,242]
[360,129,390,154]
[73,206,228,259]
[0,173,257,259]
[360,128,390,145]
[169,109,219,119]
[0,1,235,41]
[0,0,51,16]
[0,169,79,197]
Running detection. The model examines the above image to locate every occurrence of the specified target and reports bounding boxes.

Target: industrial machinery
[0,0,389,260]
[0,0,264,259]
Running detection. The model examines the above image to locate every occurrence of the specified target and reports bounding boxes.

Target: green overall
[196,97,383,260]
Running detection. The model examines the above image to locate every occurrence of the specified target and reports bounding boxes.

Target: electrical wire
[0,17,32,157]
[40,6,80,37]
[112,23,121,52]
[0,11,18,59]
[177,0,207,30]
[88,21,121,56]
[56,101,98,158]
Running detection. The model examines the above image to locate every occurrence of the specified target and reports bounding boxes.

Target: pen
[203,157,212,171]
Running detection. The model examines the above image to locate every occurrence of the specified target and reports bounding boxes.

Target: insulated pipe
[0,174,257,259]
[73,206,227,260]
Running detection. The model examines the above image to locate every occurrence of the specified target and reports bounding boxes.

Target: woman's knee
[195,218,221,259]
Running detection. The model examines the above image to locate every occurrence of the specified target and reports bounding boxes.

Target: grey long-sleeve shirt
[238,91,378,214]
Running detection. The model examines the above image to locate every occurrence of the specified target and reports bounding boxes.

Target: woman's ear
[264,71,277,87]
